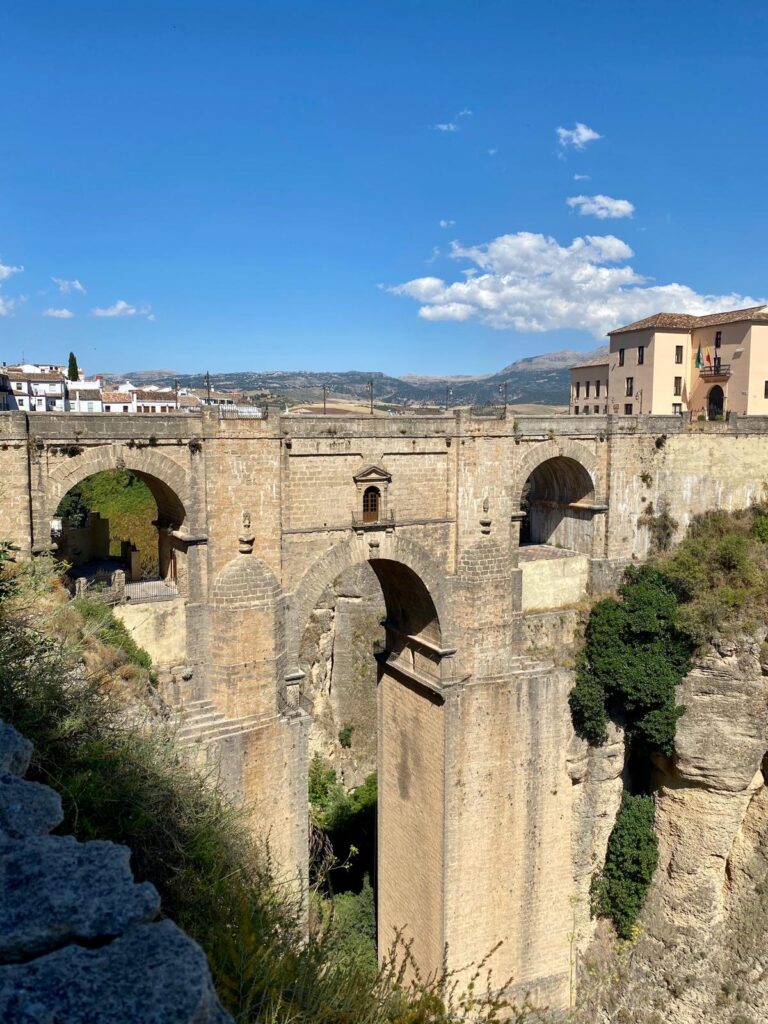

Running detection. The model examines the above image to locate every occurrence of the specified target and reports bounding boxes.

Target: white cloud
[557,122,602,150]
[0,259,23,281]
[52,276,85,295]
[567,194,635,219]
[488,148,498,156]
[90,299,153,319]
[457,108,473,117]
[0,258,22,315]
[43,307,75,319]
[431,122,458,132]
[573,173,590,181]
[439,219,456,228]
[390,230,764,338]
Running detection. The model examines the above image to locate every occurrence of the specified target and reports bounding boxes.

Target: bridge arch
[287,532,452,672]
[42,444,191,533]
[513,440,602,554]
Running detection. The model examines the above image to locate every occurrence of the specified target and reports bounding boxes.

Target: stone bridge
[3,407,768,1007]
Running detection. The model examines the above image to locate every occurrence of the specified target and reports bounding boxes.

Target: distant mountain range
[110,346,607,408]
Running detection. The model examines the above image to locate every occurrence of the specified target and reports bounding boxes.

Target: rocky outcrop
[576,632,768,1024]
[300,563,384,787]
[0,720,232,1023]
[568,718,625,943]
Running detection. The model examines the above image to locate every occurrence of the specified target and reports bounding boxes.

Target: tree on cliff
[67,352,79,381]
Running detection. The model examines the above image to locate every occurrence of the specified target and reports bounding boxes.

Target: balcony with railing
[699,363,731,379]
[351,508,395,529]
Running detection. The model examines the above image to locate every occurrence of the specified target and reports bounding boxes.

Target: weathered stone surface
[0,774,62,843]
[674,634,768,792]
[0,834,160,960]
[0,722,32,777]
[0,920,232,1023]
[568,720,625,941]
[575,637,768,1024]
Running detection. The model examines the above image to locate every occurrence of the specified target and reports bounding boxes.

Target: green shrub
[570,566,691,755]
[753,514,768,543]
[338,723,354,748]
[591,792,659,939]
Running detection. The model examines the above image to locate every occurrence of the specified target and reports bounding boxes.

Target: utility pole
[368,379,374,416]
[205,371,211,405]
[499,381,508,417]
[322,383,327,415]
[445,385,453,411]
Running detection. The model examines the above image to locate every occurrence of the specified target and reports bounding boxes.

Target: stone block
[0,774,63,843]
[0,834,160,960]
[0,920,232,1023]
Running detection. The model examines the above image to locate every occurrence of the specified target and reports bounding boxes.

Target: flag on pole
[695,343,703,368]
[705,348,712,366]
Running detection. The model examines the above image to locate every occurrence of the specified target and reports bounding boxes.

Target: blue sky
[2,1,768,376]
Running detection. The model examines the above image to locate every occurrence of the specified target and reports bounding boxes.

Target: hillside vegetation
[571,503,768,939]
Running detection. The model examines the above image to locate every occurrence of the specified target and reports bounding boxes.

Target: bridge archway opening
[520,455,595,554]
[299,553,442,958]
[52,469,187,594]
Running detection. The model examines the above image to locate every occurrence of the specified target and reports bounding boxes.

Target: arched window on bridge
[362,486,380,523]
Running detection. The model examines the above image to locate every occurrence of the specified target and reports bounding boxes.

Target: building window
[675,345,683,364]
[637,345,644,365]
[674,376,682,396]
[595,380,601,397]
[574,405,579,414]
[362,486,380,523]
[594,405,600,414]
[583,406,589,414]
[673,403,683,415]
[625,376,634,397]
[575,381,580,398]
[585,381,590,397]
[123,405,129,413]
[715,330,722,349]
[624,403,633,415]
[618,348,625,367]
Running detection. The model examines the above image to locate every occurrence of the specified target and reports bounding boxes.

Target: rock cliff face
[0,720,231,1023]
[575,632,768,1024]
[300,564,384,787]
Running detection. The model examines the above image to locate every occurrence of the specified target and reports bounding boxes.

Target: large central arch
[289,532,454,980]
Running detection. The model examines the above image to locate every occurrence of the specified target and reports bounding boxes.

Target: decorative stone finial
[238,511,255,554]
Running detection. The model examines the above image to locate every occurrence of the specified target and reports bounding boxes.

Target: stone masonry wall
[10,409,768,1011]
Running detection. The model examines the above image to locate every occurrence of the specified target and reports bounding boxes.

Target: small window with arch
[362,486,380,523]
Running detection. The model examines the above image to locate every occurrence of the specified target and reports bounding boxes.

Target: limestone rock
[0,774,62,843]
[0,834,160,960]
[674,639,768,792]
[0,920,233,1023]
[0,722,32,776]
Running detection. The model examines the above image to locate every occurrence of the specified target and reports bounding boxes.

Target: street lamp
[498,381,508,417]
[445,386,453,411]
[367,379,374,416]
[322,383,327,415]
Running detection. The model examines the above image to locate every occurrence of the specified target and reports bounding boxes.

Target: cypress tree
[67,352,78,381]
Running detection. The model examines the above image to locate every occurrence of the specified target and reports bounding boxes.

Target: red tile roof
[610,304,768,335]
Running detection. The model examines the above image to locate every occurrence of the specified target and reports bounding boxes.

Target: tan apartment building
[569,357,609,415]
[570,304,768,418]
